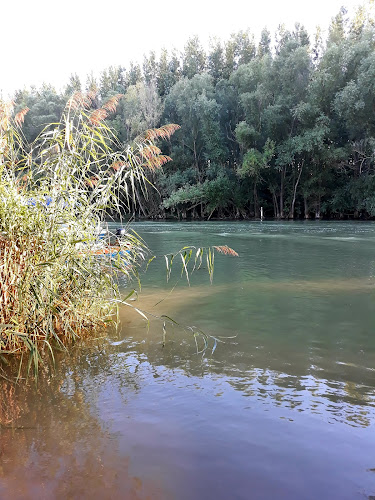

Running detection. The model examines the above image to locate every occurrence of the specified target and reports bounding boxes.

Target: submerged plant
[0,93,237,379]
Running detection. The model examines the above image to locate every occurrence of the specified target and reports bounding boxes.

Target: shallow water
[2,221,375,499]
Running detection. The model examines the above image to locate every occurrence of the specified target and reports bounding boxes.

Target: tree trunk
[207,207,216,220]
[193,137,201,183]
[279,167,285,218]
[272,191,279,219]
[289,161,304,219]
[304,196,310,219]
[253,182,259,218]
[315,192,321,219]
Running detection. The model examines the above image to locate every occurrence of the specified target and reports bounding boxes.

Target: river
[1,221,375,499]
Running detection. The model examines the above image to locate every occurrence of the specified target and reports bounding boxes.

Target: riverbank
[131,214,375,222]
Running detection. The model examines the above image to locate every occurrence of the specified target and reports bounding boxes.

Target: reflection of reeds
[0,361,166,499]
[0,381,21,425]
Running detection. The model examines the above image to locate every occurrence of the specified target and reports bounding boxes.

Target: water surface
[1,221,375,499]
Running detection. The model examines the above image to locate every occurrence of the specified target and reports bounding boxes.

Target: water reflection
[115,282,375,429]
[0,350,165,500]
[1,307,375,499]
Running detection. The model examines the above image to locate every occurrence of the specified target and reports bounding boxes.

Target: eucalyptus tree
[106,81,163,144]
[215,78,242,168]
[164,73,224,180]
[156,49,170,97]
[143,51,158,85]
[223,30,257,79]
[231,54,275,215]
[271,24,313,217]
[257,28,271,57]
[99,66,126,97]
[64,74,82,96]
[125,62,143,87]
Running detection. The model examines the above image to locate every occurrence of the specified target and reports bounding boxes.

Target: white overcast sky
[0,0,367,97]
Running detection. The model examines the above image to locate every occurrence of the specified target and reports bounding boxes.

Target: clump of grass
[0,93,238,379]
[0,92,181,376]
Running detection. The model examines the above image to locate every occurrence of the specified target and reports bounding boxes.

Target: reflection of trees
[0,347,165,500]
[225,370,373,428]
[117,307,375,429]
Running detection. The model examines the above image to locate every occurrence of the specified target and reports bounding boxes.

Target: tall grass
[0,93,176,374]
[0,93,237,379]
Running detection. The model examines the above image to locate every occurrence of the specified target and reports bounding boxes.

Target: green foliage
[163,173,235,216]
[238,139,275,178]
[14,85,65,143]
[182,36,206,78]
[9,4,375,220]
[108,81,163,142]
[164,74,226,182]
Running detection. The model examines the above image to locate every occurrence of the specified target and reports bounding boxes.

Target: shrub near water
[0,94,179,375]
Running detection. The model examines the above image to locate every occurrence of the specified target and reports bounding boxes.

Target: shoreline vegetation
[0,95,237,381]
[10,4,375,221]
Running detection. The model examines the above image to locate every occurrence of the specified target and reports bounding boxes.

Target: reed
[0,92,181,376]
[0,93,237,379]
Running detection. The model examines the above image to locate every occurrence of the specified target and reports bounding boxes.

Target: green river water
[1,221,375,499]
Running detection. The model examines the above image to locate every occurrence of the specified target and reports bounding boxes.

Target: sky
[0,0,368,97]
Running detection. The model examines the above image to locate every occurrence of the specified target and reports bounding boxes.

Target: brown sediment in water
[122,276,375,319]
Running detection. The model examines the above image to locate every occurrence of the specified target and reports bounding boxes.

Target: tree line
[13,5,375,219]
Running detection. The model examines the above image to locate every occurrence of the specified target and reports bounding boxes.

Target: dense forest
[12,6,375,219]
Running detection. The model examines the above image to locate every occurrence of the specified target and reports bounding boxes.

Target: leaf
[180,252,190,286]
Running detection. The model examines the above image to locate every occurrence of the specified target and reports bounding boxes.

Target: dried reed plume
[213,246,239,256]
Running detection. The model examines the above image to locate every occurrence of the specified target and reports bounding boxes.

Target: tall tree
[143,51,157,85]
[64,73,82,96]
[208,37,225,83]
[157,49,181,97]
[258,28,271,57]
[182,36,206,78]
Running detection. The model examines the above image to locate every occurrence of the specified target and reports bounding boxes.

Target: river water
[1,221,375,499]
